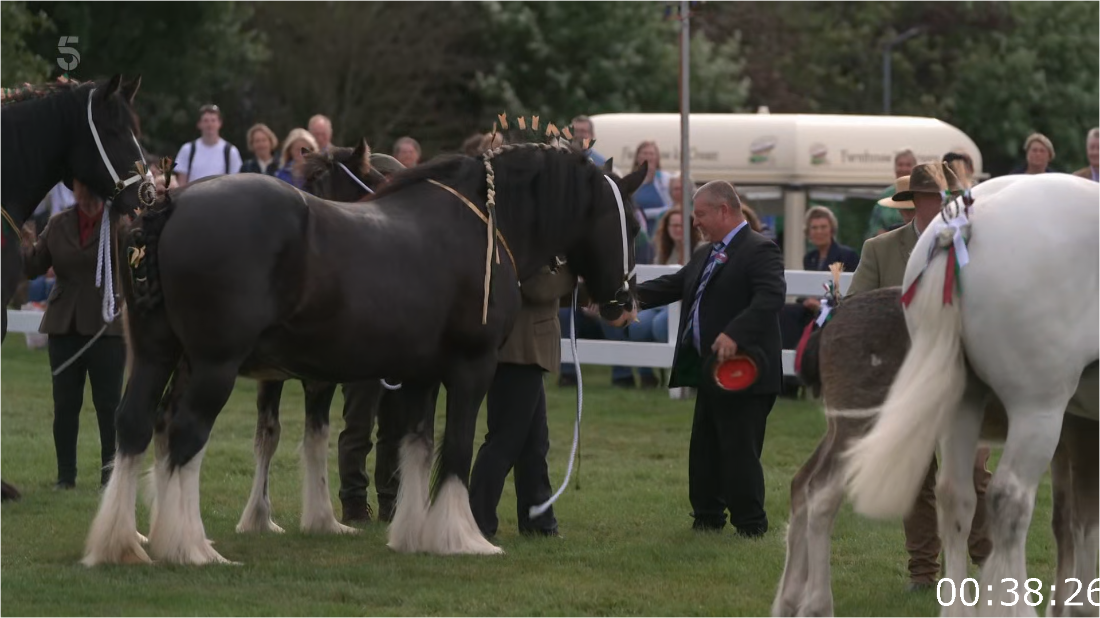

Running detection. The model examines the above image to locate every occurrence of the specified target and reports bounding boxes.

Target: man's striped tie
[685,242,725,353]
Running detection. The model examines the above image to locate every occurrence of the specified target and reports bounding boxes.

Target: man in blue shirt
[571,115,607,167]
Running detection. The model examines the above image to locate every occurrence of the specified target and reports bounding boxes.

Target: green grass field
[1,338,1058,616]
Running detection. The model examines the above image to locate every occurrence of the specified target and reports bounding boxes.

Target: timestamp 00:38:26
[938,578,1100,609]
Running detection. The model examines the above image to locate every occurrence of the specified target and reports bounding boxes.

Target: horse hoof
[236,519,285,534]
[1,480,22,502]
[301,519,359,536]
[137,532,149,545]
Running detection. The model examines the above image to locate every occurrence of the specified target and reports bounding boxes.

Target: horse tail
[843,247,967,519]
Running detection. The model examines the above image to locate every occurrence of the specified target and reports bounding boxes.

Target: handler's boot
[341,497,373,525]
[378,494,396,523]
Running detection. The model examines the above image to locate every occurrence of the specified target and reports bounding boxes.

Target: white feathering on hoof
[82,453,150,566]
[299,424,357,535]
[387,436,432,553]
[420,476,503,555]
[147,447,235,565]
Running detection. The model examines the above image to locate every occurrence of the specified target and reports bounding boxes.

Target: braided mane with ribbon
[900,188,975,309]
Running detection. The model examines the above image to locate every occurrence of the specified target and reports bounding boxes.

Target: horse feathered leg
[1048,437,1075,617]
[237,380,285,534]
[936,378,987,618]
[421,358,502,556]
[1065,414,1099,618]
[147,361,239,565]
[387,382,438,553]
[799,415,868,618]
[299,381,356,535]
[978,405,1066,618]
[83,355,177,566]
[774,417,838,616]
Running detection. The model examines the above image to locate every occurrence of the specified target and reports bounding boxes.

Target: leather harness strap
[425,179,517,274]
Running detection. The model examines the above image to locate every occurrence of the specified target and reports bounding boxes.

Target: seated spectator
[866,148,917,239]
[1072,127,1098,182]
[779,205,860,390]
[241,123,281,176]
[275,128,320,191]
[309,114,334,153]
[630,141,673,237]
[571,115,607,166]
[394,136,421,168]
[1009,133,1057,175]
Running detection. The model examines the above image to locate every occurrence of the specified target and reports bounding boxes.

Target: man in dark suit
[633,180,786,536]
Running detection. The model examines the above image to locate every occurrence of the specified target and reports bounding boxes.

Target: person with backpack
[173,104,243,186]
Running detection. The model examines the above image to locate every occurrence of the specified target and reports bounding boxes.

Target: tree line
[4,1,1097,176]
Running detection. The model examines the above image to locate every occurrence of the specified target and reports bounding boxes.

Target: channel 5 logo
[57,36,80,71]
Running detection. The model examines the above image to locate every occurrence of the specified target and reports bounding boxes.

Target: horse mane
[362,153,474,202]
[1,78,85,107]
[2,76,141,138]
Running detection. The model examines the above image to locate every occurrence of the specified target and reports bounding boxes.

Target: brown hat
[369,153,406,176]
[881,176,915,209]
[892,162,963,201]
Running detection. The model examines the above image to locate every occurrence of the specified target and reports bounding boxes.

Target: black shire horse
[83,140,646,565]
[236,140,403,535]
[1,75,150,502]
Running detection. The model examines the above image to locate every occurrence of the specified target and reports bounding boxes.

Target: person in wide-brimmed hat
[847,160,993,591]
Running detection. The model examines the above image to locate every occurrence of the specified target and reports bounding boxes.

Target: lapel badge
[715,251,728,265]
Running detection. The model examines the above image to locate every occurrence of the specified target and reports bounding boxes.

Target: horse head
[304,138,388,201]
[579,157,647,326]
[68,75,153,216]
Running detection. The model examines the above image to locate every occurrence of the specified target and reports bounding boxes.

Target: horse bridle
[602,174,635,310]
[337,161,375,196]
[86,87,154,208]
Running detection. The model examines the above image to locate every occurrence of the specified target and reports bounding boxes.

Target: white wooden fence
[558,264,853,390]
[6,265,853,395]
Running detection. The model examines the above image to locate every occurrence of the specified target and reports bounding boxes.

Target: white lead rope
[530,284,583,518]
[337,162,375,195]
[529,175,631,518]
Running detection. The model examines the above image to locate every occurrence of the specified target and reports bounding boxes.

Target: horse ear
[602,158,614,175]
[621,161,648,195]
[352,137,372,176]
[121,75,142,105]
[99,74,124,101]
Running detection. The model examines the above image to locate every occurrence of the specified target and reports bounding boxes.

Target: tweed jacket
[846,219,920,297]
[498,264,577,372]
[22,208,124,337]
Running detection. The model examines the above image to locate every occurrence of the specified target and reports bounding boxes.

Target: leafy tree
[950,1,1099,174]
[1,2,54,86]
[473,1,750,123]
[248,1,486,158]
[699,1,1098,176]
[24,1,269,157]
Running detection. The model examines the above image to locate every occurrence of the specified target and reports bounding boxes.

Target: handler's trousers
[903,447,993,585]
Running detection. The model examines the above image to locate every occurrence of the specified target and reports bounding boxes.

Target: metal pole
[882,46,891,115]
[882,27,923,115]
[680,0,692,256]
